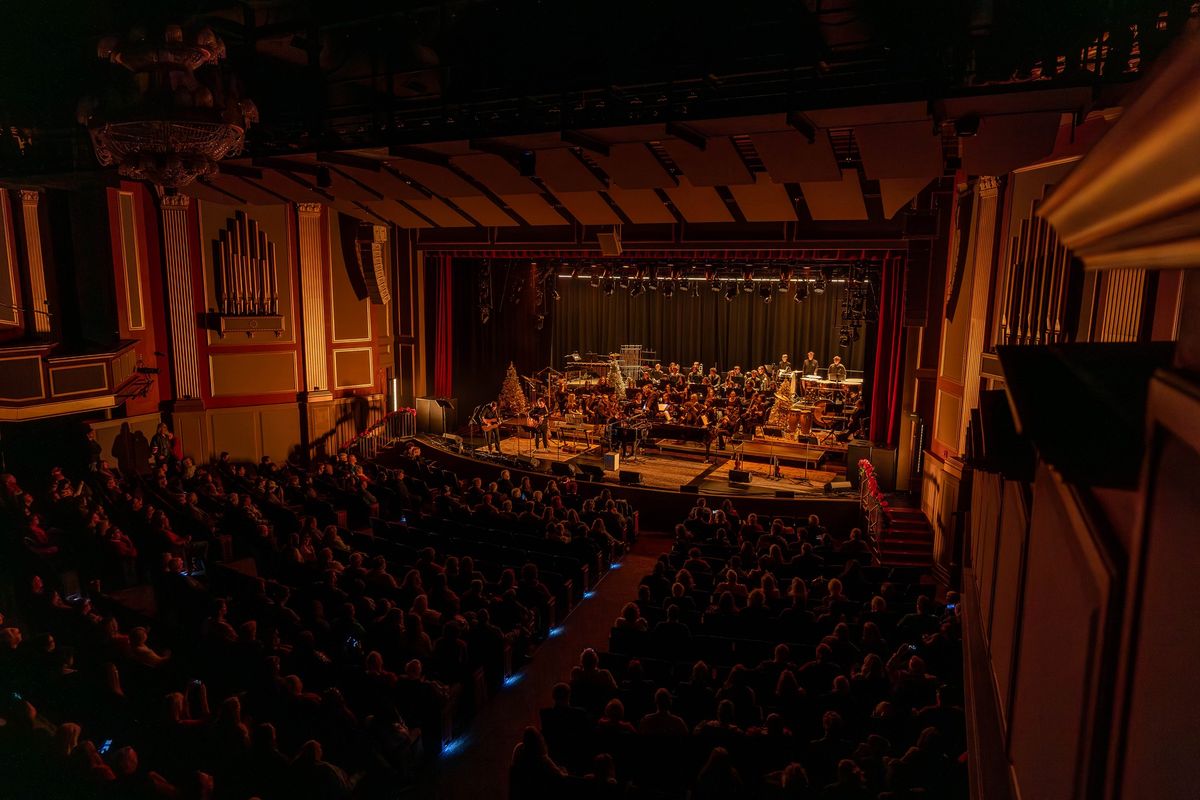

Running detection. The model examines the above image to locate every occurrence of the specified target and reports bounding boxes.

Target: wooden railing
[339,408,416,460]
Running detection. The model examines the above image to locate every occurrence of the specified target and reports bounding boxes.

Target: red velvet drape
[433,256,454,397]
[869,254,907,447]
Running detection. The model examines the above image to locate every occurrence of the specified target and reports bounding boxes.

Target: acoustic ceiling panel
[451,153,540,195]
[252,169,329,204]
[182,178,243,205]
[750,130,842,182]
[404,196,474,227]
[805,101,929,128]
[688,114,787,136]
[550,191,622,225]
[360,199,432,229]
[879,178,933,219]
[389,159,481,198]
[727,174,798,222]
[591,142,676,189]
[798,170,869,220]
[450,195,520,227]
[207,171,288,205]
[604,186,676,224]
[536,148,605,192]
[663,177,736,223]
[661,136,753,186]
[962,112,1064,176]
[319,159,427,201]
[855,121,943,180]
[500,193,568,226]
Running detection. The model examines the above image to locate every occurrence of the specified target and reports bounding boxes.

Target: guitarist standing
[482,401,502,453]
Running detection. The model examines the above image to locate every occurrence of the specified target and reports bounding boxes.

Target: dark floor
[410,535,664,799]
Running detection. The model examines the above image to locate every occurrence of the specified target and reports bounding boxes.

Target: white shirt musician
[828,356,847,382]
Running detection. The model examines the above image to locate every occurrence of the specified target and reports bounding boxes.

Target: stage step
[879,506,934,568]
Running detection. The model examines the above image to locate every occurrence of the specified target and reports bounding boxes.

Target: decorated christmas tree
[607,357,627,398]
[497,361,529,416]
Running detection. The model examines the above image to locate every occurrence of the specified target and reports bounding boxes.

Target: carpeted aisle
[410,536,663,799]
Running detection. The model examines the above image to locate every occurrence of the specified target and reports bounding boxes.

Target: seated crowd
[0,430,634,799]
[512,500,965,800]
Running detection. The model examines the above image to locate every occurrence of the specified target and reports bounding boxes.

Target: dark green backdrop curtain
[551,278,870,374]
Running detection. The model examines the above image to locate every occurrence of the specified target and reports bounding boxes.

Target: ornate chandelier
[80,25,257,189]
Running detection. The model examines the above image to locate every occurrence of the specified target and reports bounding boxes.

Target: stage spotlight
[793,283,809,303]
[662,281,675,298]
[813,277,827,294]
[777,279,790,293]
[742,279,755,293]
[838,327,850,348]
[550,288,561,301]
[724,283,738,301]
[589,273,602,288]
[535,314,545,331]
[758,284,773,303]
[480,306,491,324]
[629,281,644,298]
[602,278,616,295]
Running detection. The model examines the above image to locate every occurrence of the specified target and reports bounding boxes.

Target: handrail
[339,408,417,460]
[858,458,887,565]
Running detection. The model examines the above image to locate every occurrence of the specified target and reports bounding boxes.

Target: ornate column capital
[296,203,324,215]
[18,189,40,205]
[160,193,192,210]
[977,176,1001,198]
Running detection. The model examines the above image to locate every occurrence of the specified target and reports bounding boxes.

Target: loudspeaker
[762,426,784,438]
[514,456,541,470]
[619,470,642,485]
[846,442,872,488]
[578,464,605,482]
[728,469,751,485]
[603,451,621,471]
[870,446,898,492]
[416,396,457,434]
[824,480,853,494]
[904,239,932,327]
[774,490,795,499]
[598,229,623,256]
[551,461,581,478]
[679,484,700,494]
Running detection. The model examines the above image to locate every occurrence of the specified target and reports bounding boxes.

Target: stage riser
[383,438,863,532]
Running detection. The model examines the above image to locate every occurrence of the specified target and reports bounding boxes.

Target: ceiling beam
[665,121,707,150]
[561,129,610,156]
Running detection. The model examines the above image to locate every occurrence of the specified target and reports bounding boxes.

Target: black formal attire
[801,358,820,376]
[828,361,847,382]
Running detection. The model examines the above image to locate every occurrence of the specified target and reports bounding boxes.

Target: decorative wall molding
[295,203,330,393]
[18,189,50,334]
[160,193,202,400]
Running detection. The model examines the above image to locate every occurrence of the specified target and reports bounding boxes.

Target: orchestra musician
[828,355,847,382]
[688,362,704,384]
[775,353,792,376]
[801,351,820,377]
[481,401,502,453]
[650,363,665,384]
[529,397,550,449]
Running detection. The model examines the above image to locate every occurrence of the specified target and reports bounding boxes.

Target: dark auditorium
[1,2,1197,799]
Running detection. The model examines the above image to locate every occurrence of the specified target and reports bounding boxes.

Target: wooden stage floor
[474,434,841,496]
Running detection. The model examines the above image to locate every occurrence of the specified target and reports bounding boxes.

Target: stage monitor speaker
[551,461,581,478]
[619,470,642,485]
[515,456,541,471]
[603,451,621,471]
[762,426,784,438]
[825,480,853,494]
[416,396,457,434]
[846,442,872,488]
[679,484,700,494]
[598,229,623,256]
[579,464,605,482]
[775,490,795,499]
[728,469,751,485]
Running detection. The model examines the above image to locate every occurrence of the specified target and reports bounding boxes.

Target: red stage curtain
[433,256,454,397]
[869,254,907,447]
